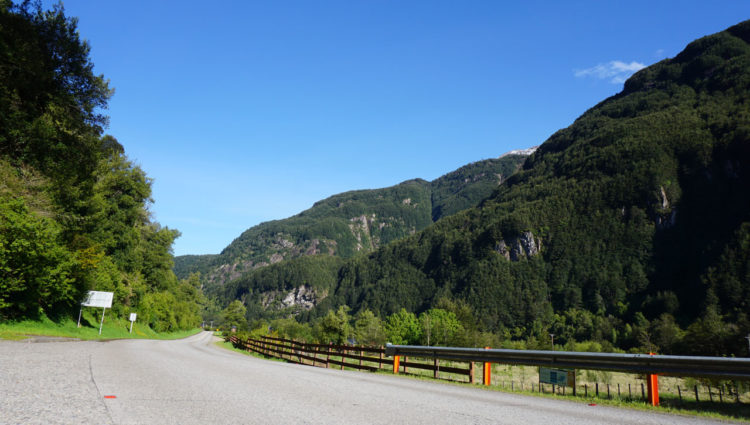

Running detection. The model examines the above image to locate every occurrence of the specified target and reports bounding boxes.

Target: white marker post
[129,313,137,333]
[80,291,114,335]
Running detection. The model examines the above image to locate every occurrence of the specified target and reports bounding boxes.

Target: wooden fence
[227,335,750,408]
[228,335,474,383]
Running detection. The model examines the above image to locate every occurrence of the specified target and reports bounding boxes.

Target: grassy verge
[214,340,287,363]
[0,311,200,341]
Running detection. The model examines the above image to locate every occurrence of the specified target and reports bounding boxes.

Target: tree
[220,300,248,332]
[0,196,80,319]
[384,308,422,345]
[418,308,463,346]
[353,309,386,346]
[316,305,352,344]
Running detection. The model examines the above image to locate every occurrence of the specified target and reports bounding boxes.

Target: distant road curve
[0,331,728,424]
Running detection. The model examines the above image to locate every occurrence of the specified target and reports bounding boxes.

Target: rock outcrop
[494,231,541,261]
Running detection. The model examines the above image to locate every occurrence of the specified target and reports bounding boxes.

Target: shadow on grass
[658,395,750,421]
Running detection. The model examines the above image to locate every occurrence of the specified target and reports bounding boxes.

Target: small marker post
[99,307,106,335]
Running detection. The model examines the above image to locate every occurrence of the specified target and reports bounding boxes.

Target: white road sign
[81,291,113,308]
[129,313,137,322]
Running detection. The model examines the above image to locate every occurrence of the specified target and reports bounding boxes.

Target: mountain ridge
[175,150,534,287]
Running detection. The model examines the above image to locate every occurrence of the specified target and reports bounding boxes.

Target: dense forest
[175,154,529,287]
[221,20,750,357]
[0,2,203,331]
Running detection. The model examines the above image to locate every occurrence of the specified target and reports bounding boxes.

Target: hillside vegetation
[176,154,529,288]
[0,2,203,331]
[226,20,750,357]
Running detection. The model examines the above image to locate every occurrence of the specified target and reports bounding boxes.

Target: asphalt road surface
[0,331,732,424]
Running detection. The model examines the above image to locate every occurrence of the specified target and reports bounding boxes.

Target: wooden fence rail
[228,335,473,383]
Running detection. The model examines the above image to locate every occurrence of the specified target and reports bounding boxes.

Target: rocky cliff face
[281,285,318,310]
[494,231,541,261]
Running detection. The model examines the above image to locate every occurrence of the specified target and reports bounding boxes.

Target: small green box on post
[539,367,575,387]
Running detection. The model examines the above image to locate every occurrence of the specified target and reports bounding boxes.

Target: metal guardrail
[385,344,750,380]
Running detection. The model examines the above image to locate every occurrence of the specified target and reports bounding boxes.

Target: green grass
[0,311,200,341]
[215,339,288,364]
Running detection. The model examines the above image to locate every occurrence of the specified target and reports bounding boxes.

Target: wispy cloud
[574,60,646,84]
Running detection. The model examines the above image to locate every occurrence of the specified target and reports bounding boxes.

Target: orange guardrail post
[647,373,659,406]
[483,346,491,386]
[393,355,400,374]
[647,352,659,406]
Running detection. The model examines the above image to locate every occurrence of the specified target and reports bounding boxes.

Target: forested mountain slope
[303,20,750,356]
[0,3,203,330]
[175,154,530,287]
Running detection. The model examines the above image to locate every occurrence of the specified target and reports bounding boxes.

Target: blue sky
[51,1,749,256]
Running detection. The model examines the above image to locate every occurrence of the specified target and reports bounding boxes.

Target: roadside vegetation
[0,311,200,341]
[0,2,205,334]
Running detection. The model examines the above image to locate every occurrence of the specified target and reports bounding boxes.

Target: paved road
[0,331,731,424]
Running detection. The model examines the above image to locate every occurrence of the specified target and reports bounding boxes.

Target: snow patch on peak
[500,146,538,158]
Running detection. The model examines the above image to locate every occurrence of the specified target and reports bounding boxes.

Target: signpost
[539,367,575,393]
[129,313,137,333]
[78,291,114,335]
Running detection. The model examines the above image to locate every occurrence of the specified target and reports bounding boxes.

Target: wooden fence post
[434,357,439,379]
[735,382,741,403]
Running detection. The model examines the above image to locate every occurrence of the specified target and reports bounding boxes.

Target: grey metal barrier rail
[385,344,750,380]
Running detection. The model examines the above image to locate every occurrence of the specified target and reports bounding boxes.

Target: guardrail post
[647,352,660,406]
[647,374,659,406]
[469,362,475,384]
[483,346,491,386]
[393,355,400,374]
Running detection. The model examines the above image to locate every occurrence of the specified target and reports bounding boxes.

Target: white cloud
[575,60,646,84]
